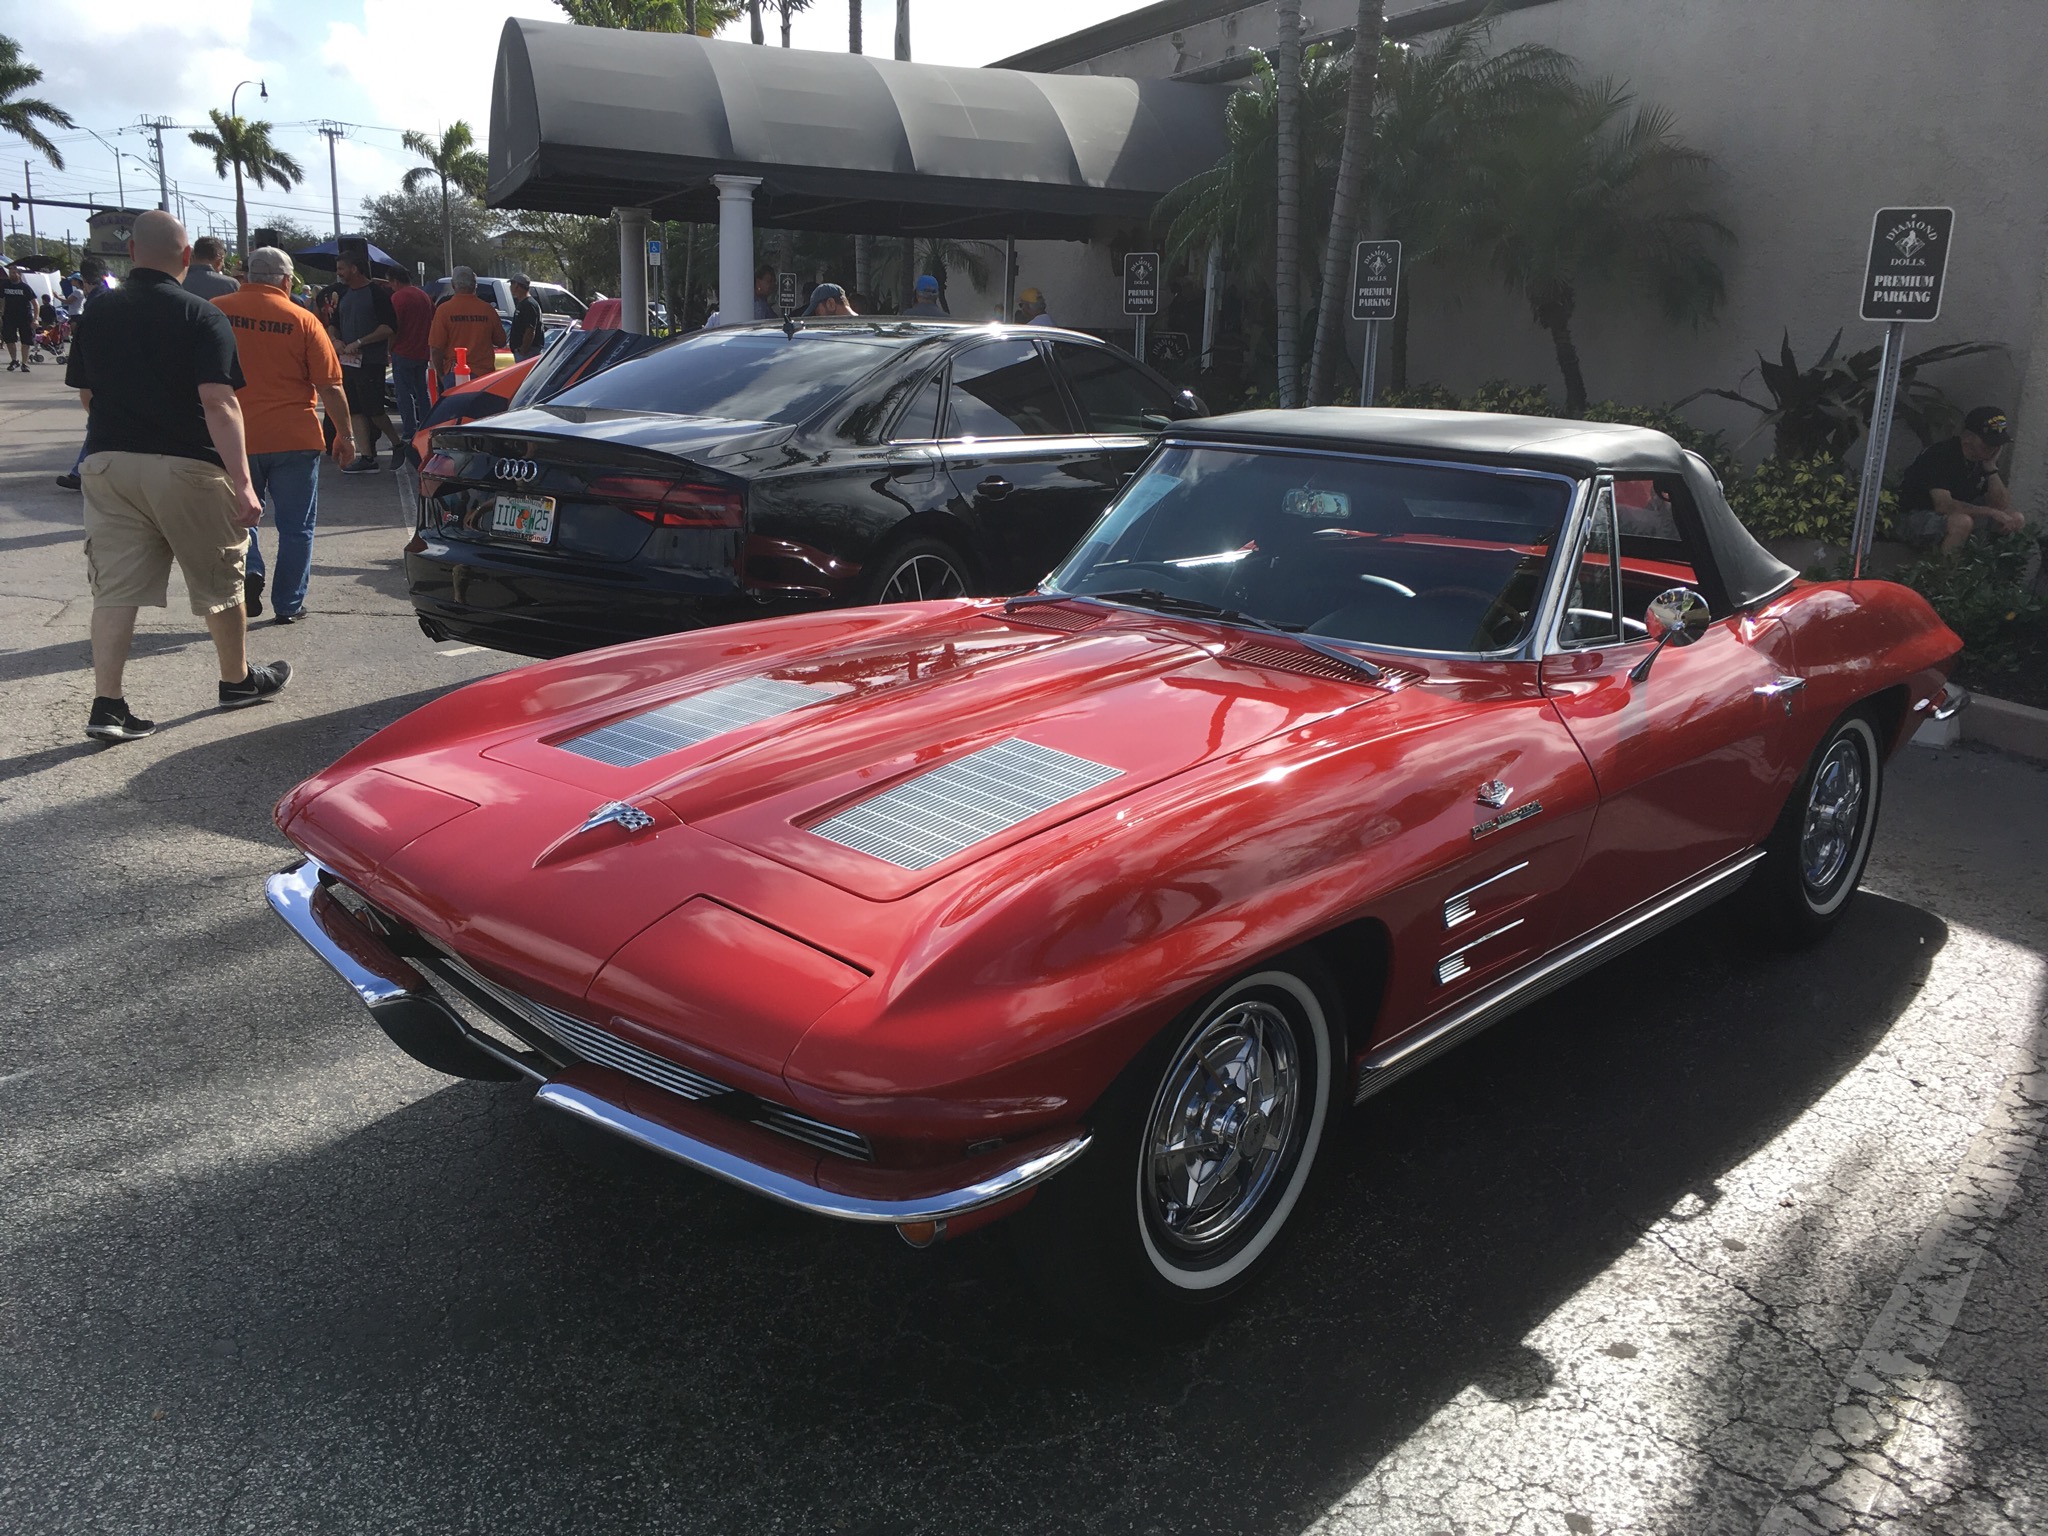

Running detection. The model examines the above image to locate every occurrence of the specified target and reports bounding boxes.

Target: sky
[2,0,1153,255]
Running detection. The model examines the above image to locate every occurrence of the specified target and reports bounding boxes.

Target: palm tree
[554,0,741,32]
[894,0,910,61]
[1468,79,1731,414]
[849,0,861,51]
[773,0,812,45]
[1272,1,1304,406]
[0,35,74,168]
[401,122,489,279]
[188,110,305,263]
[1156,46,1347,398]
[749,0,764,43]
[1369,22,1574,389]
[1306,0,1386,405]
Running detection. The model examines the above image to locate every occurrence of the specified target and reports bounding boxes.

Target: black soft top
[1173,408,1797,614]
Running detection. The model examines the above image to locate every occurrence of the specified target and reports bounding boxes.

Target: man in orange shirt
[214,247,353,623]
[429,266,505,392]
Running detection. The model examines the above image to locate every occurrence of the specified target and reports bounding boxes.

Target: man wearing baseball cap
[903,274,949,318]
[1896,406,2025,555]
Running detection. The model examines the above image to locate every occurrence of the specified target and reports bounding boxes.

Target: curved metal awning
[488,19,1230,239]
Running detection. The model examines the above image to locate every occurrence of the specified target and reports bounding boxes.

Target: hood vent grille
[1227,641,1422,690]
[993,602,1103,634]
[559,676,847,767]
[811,738,1122,870]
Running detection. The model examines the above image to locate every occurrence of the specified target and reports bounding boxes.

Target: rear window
[533,285,585,318]
[547,329,903,425]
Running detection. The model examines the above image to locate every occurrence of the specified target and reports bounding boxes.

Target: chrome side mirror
[1630,587,1711,682]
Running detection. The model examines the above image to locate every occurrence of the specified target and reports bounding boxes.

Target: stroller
[28,301,68,363]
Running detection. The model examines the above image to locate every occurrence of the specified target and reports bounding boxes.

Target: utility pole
[316,122,346,240]
[138,116,173,210]
[24,163,39,252]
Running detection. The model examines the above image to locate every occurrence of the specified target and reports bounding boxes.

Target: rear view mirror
[1169,389,1207,420]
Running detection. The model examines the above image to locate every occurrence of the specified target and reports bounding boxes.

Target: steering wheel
[1412,584,1527,650]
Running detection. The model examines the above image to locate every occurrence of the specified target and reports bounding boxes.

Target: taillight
[585,472,743,529]
[419,449,458,500]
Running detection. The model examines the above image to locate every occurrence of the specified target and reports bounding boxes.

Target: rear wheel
[1750,711,1883,945]
[1014,956,1343,1335]
[861,538,972,605]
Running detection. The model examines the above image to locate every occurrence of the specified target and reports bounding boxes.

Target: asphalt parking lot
[2,366,2043,1536]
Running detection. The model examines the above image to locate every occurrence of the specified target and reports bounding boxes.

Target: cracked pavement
[1,368,2043,1534]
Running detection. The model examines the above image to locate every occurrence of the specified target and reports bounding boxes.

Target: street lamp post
[224,79,267,263]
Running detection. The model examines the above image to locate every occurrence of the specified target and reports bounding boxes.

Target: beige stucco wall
[995,0,2048,508]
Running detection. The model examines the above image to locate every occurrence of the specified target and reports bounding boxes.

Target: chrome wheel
[1142,998,1304,1253]
[876,552,966,604]
[1800,736,1867,893]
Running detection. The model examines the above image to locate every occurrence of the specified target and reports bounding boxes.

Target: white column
[712,175,762,327]
[615,206,650,335]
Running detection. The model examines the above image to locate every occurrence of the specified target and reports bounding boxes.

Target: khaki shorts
[81,451,249,616]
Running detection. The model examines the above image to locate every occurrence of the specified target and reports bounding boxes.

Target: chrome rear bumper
[265,856,1090,1224]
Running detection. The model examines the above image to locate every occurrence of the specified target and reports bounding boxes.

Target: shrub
[1892,533,2045,672]
[1374,382,1462,410]
[1725,454,1891,545]
[1466,379,1555,416]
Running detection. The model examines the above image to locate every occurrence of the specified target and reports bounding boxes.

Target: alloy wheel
[877,553,967,604]
[1800,735,1868,894]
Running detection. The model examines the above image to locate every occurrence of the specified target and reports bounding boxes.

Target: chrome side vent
[811,738,1123,870]
[559,676,846,767]
[1225,641,1421,689]
[1435,919,1524,986]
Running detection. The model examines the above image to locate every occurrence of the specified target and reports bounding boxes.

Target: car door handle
[977,475,1013,500]
[1754,676,1806,714]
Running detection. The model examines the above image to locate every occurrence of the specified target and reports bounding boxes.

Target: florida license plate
[491,493,556,545]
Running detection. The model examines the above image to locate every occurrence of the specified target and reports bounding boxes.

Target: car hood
[470,607,1405,902]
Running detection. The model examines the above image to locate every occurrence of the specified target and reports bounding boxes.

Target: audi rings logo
[494,458,541,484]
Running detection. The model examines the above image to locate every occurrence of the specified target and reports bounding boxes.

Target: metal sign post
[1350,239,1401,407]
[1123,250,1160,363]
[646,237,662,266]
[1851,207,1954,576]
[777,270,799,317]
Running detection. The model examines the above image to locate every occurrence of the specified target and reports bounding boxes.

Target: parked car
[425,275,587,335]
[406,319,1206,656]
[268,409,1963,1327]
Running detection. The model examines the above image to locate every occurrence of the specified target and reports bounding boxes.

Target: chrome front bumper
[265,856,1090,1225]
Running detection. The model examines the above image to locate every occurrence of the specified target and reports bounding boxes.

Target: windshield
[545,328,904,425]
[1045,445,1574,654]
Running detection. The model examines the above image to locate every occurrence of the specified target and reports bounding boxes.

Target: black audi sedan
[408,320,1203,656]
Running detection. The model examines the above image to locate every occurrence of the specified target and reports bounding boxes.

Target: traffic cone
[453,346,471,386]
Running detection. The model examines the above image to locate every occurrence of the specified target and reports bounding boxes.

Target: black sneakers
[245,571,266,619]
[219,659,293,709]
[341,458,381,474]
[86,697,158,742]
[54,472,80,490]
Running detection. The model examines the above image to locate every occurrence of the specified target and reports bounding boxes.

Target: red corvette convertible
[268,410,1963,1323]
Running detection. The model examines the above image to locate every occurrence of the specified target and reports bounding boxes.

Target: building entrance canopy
[487,19,1230,239]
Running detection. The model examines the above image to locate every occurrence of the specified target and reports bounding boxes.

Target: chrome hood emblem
[1476,780,1512,808]
[576,801,656,836]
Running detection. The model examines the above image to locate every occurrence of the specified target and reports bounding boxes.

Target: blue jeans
[243,451,321,617]
[392,356,432,443]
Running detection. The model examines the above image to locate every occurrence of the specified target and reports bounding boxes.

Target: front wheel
[1014,956,1343,1335]
[1749,711,1883,945]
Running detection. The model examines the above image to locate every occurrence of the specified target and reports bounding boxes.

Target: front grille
[427,948,873,1161]
[558,676,846,768]
[810,738,1123,870]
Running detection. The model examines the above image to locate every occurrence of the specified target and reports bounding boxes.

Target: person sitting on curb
[64,211,293,742]
[1896,406,2026,555]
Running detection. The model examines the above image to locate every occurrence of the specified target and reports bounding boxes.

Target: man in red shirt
[388,267,434,457]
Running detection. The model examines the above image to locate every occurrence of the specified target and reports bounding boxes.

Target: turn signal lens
[896,1219,946,1249]
[586,473,744,529]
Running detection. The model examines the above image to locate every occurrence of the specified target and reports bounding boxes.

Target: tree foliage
[553,0,744,33]
[497,212,622,297]
[360,187,502,277]
[0,34,74,168]
[188,109,305,261]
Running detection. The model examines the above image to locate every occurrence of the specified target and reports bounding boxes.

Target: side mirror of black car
[1170,389,1207,420]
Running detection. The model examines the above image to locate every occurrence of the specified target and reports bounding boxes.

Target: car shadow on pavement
[0,857,1948,1534]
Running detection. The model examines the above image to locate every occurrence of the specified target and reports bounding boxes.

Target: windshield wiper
[1076,589,1386,682]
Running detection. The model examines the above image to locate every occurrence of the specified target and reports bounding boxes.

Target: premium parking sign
[777,271,799,316]
[1122,252,1160,316]
[1861,208,1953,322]
[1351,240,1402,321]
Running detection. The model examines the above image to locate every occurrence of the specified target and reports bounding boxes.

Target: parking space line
[437,645,485,657]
